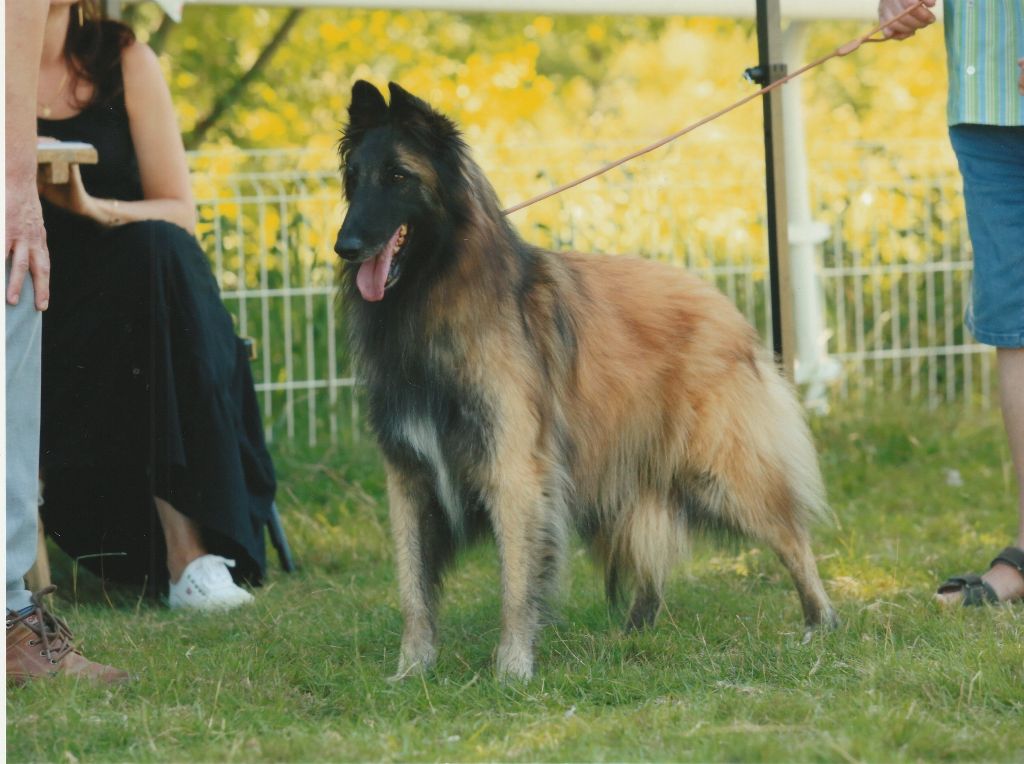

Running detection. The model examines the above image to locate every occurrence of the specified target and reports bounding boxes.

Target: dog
[334,81,837,681]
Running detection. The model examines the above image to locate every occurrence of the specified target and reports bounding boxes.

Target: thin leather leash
[502,1,928,215]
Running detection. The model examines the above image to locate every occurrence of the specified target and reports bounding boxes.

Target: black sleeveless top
[38,93,144,203]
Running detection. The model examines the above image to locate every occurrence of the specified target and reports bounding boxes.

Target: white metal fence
[189,143,990,445]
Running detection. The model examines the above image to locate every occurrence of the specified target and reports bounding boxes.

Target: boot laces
[7,586,76,665]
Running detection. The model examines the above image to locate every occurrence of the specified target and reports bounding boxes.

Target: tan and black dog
[335,80,836,681]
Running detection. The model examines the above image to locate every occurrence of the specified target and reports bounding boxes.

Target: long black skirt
[39,212,276,592]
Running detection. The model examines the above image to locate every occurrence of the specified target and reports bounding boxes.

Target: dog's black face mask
[336,81,465,303]
[335,126,417,302]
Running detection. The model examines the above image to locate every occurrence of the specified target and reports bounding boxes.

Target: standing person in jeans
[5,0,128,684]
[879,0,1024,605]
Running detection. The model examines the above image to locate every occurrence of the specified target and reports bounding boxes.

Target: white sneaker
[168,555,255,612]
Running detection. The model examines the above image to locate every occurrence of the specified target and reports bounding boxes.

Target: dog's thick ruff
[336,81,837,680]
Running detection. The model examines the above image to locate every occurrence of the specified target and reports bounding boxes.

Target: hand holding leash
[878,0,937,40]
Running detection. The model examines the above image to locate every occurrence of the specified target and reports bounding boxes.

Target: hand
[878,0,937,40]
[5,189,50,310]
[39,163,99,221]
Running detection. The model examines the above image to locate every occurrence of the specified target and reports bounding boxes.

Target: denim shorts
[949,124,1024,348]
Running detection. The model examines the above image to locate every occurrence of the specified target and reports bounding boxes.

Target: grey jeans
[5,272,42,614]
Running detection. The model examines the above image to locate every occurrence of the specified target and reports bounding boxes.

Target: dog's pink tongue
[356,228,401,302]
[356,251,391,302]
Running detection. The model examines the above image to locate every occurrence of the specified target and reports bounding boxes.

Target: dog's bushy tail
[758,356,830,528]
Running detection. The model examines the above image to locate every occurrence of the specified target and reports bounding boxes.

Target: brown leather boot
[6,587,130,686]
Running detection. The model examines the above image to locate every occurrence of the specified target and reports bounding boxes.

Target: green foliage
[139,8,950,176]
[137,8,678,149]
[8,400,1024,762]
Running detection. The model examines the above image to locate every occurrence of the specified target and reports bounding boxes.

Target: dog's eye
[391,172,406,184]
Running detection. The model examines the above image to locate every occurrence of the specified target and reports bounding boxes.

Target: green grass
[8,399,1024,762]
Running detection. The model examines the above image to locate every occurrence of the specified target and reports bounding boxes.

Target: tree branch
[183,8,303,149]
[148,12,176,56]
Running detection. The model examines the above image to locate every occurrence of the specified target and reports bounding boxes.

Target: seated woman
[36,0,276,610]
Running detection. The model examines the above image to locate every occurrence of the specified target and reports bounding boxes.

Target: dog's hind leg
[606,496,682,632]
[692,377,837,634]
[626,583,661,632]
[386,464,455,680]
[760,522,838,634]
[705,470,837,634]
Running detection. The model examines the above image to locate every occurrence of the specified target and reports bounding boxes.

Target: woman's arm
[118,40,197,233]
[42,40,198,234]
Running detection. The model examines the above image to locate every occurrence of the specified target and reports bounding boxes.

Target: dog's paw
[800,609,840,644]
[388,663,425,683]
[389,642,437,682]
[496,641,534,682]
[388,656,433,682]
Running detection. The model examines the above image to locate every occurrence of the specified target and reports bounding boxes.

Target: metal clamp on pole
[742,63,788,87]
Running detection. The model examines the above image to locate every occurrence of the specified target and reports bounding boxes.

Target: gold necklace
[39,69,70,119]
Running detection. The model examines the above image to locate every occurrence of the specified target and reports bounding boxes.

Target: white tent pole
[781,20,841,408]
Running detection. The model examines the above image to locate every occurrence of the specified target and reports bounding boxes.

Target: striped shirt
[944,0,1024,126]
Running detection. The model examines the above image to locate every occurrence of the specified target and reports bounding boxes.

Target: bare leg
[938,347,1024,604]
[154,497,206,583]
[996,348,1024,551]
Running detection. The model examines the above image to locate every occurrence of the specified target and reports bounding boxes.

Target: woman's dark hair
[64,0,136,108]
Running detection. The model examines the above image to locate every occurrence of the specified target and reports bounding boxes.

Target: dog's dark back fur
[335,81,836,680]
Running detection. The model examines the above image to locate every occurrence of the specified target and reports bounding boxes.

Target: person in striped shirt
[879,0,1024,606]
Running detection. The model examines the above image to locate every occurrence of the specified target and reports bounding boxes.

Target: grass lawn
[7,398,1024,762]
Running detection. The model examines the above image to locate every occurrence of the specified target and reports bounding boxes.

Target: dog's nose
[334,231,365,261]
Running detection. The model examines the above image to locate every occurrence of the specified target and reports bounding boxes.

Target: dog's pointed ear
[348,80,388,131]
[340,80,389,169]
[387,82,462,150]
[387,82,429,115]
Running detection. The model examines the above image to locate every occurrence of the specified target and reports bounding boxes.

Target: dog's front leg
[488,457,563,682]
[385,463,449,680]
[493,501,541,681]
